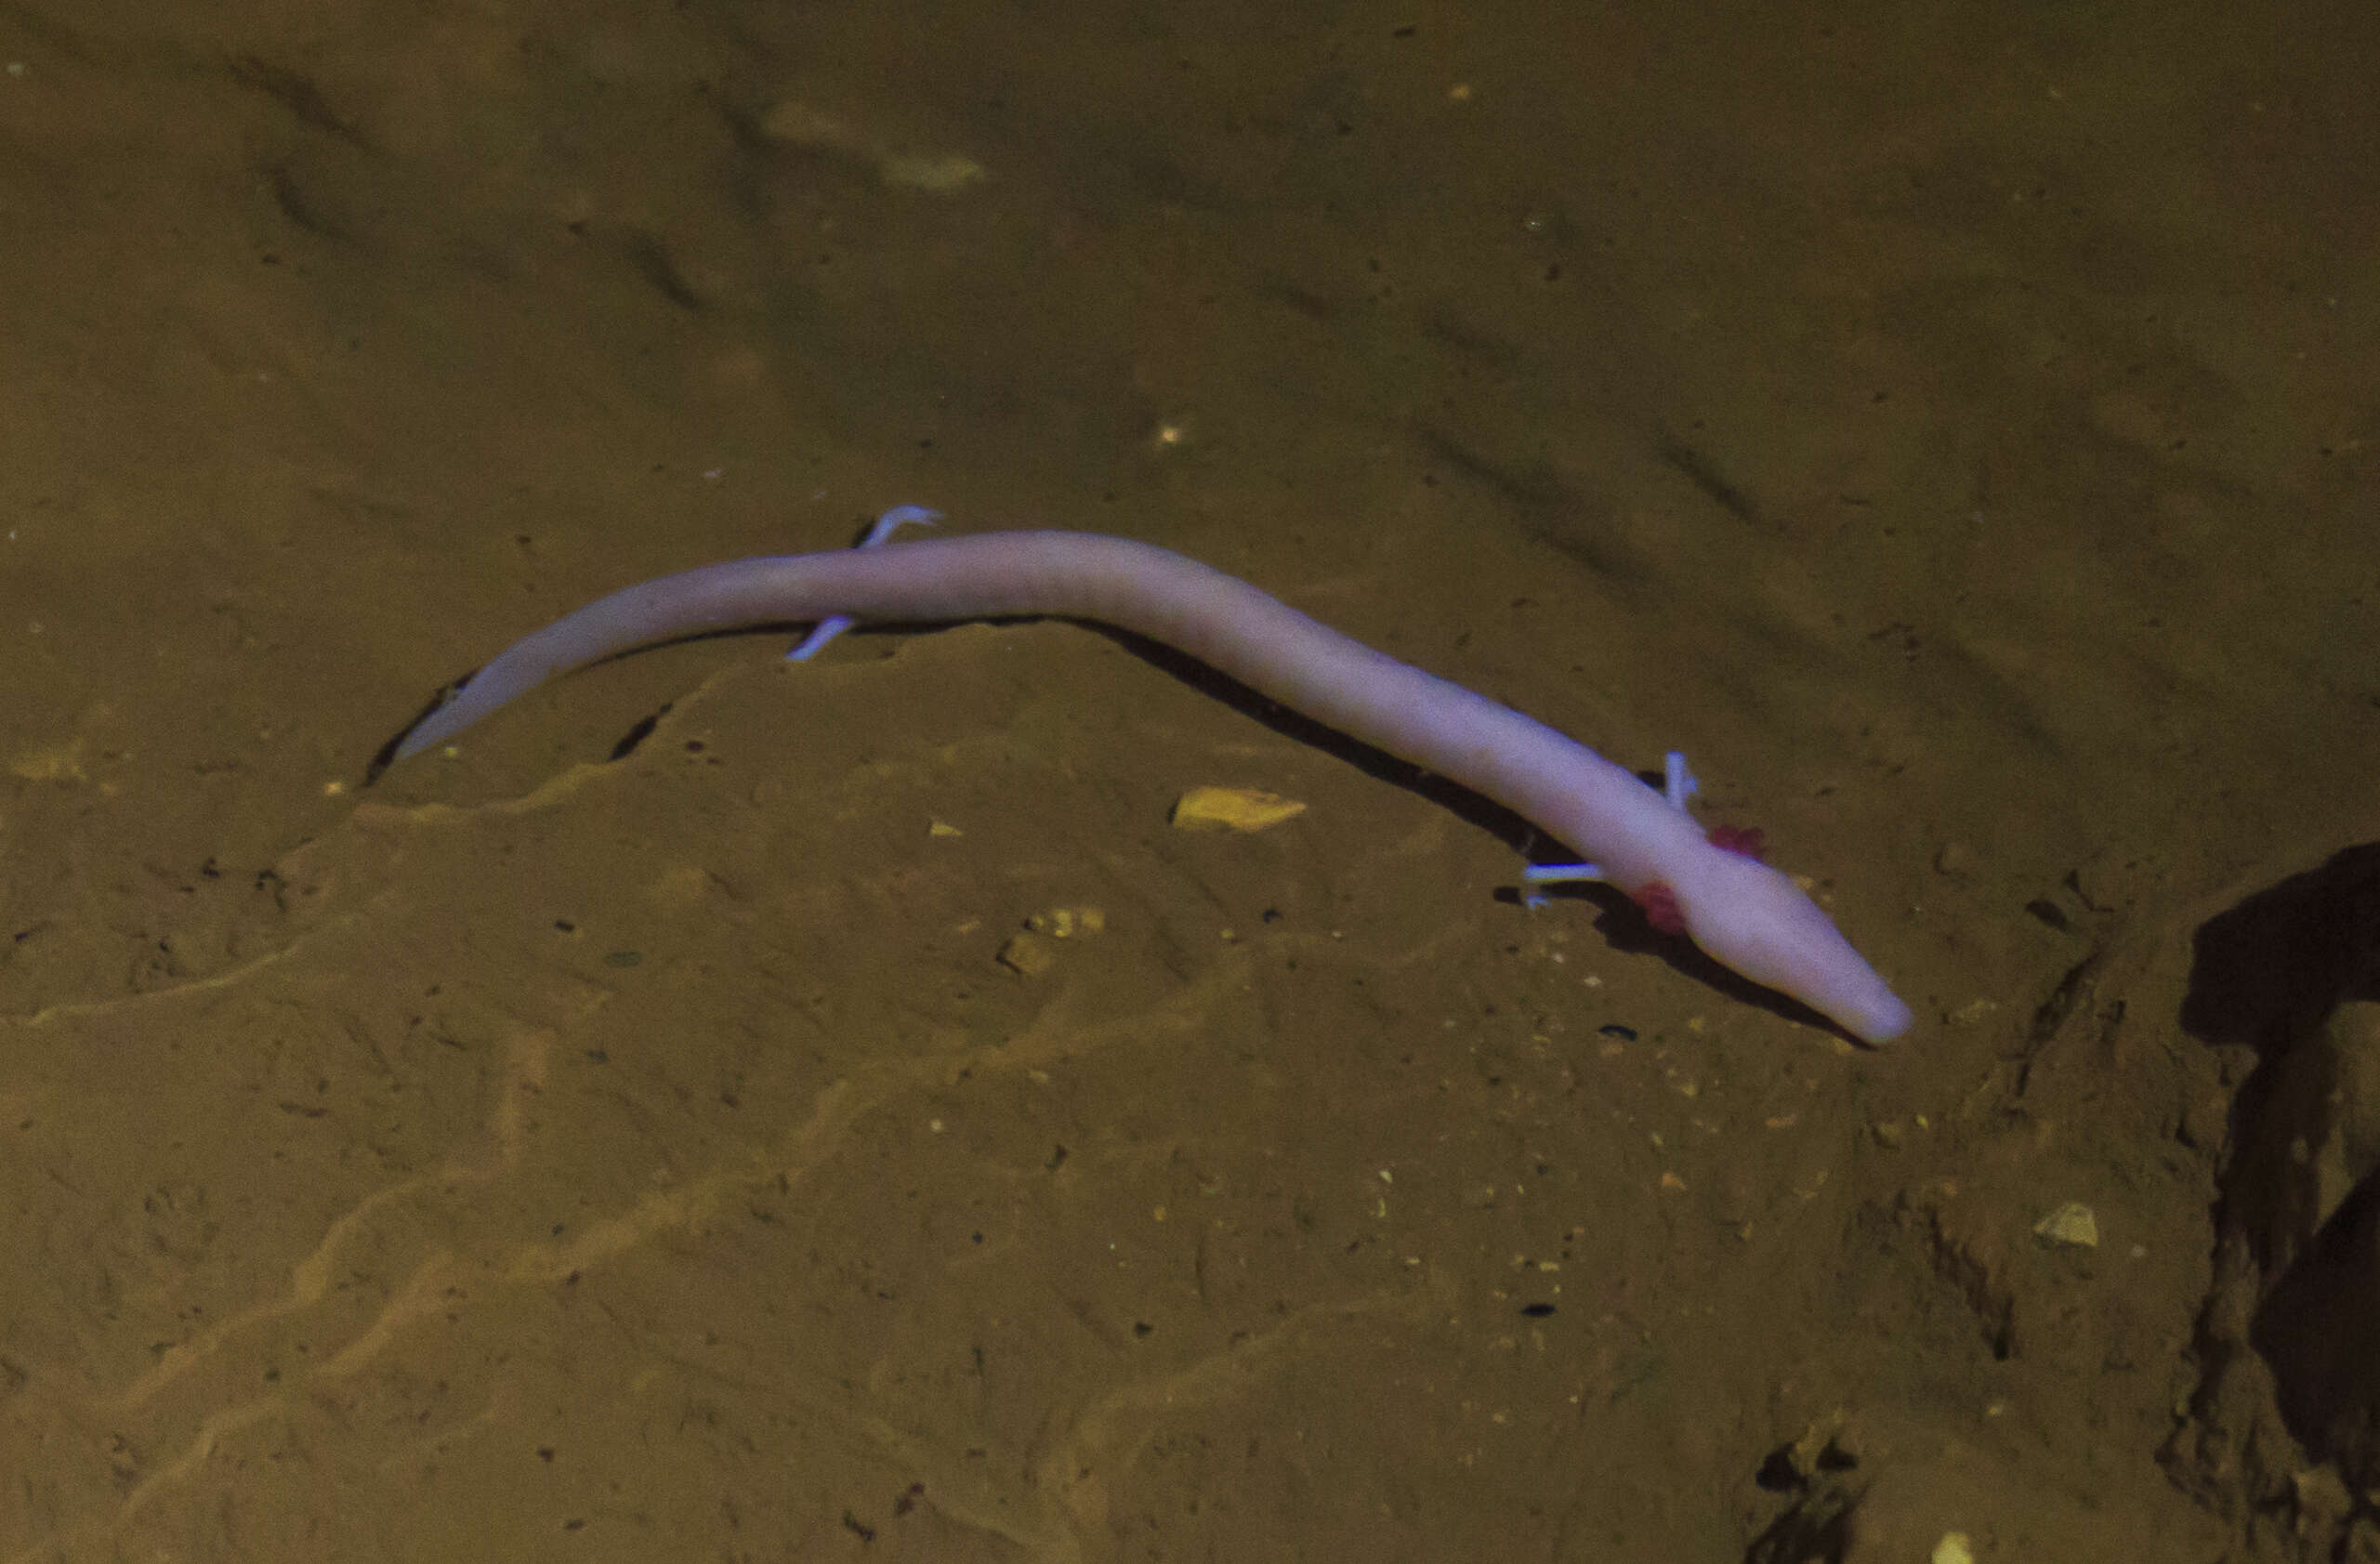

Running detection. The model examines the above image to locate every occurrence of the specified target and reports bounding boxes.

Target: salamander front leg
[1520,750,1703,905]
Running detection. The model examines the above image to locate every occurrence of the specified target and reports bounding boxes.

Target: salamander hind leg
[784,505,941,661]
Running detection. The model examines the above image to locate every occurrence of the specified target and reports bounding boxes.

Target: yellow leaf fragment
[1169,786,1308,833]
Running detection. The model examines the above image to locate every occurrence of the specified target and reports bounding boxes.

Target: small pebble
[997,931,1059,978]
[2032,1201,2099,1248]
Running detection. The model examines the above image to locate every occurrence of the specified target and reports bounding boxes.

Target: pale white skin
[395,531,1914,1044]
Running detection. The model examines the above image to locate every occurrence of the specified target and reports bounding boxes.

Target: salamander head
[1663,844,1913,1045]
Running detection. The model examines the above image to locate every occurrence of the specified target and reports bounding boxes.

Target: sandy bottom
[1,1,2374,1558]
